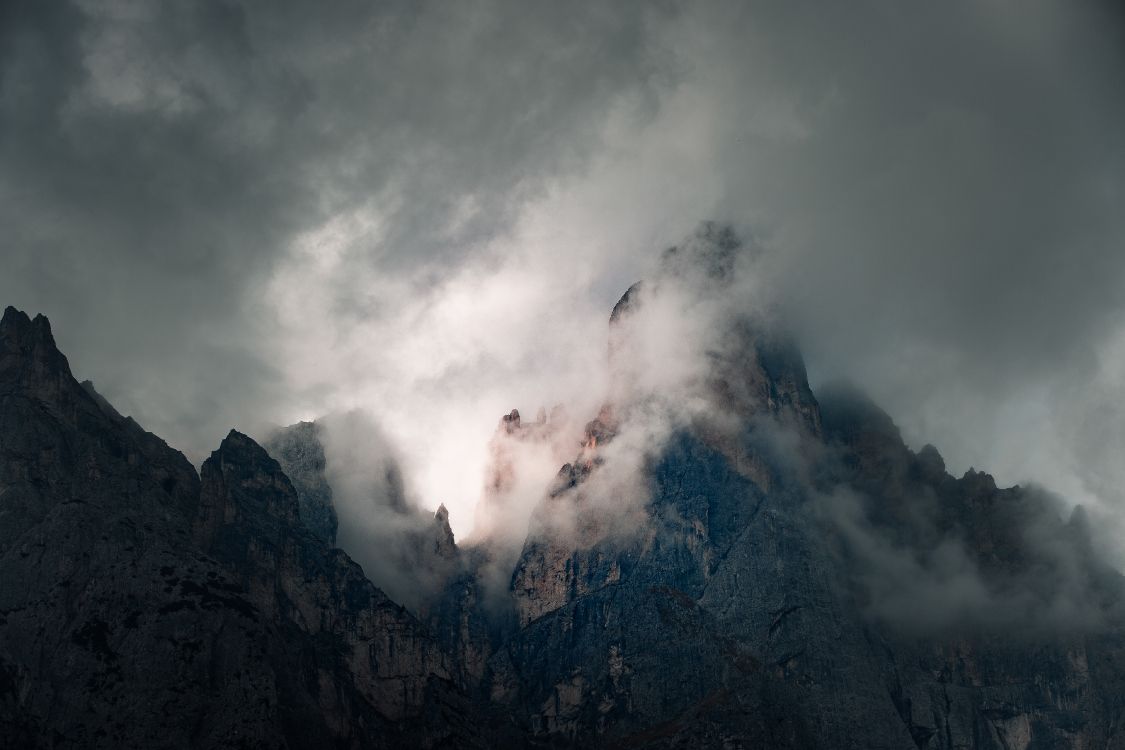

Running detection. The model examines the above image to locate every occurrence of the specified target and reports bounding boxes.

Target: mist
[1,0,1123,543]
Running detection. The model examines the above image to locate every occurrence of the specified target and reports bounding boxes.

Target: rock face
[486,226,1125,747]
[264,416,462,618]
[262,420,338,545]
[193,430,474,742]
[0,306,482,749]
[4,225,1125,749]
[482,251,1125,748]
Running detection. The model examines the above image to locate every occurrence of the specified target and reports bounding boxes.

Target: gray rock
[477,248,1125,748]
[262,420,339,546]
[0,306,486,748]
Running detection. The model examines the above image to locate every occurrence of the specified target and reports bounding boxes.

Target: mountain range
[3,228,1125,749]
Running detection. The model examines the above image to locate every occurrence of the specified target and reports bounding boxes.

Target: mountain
[0,307,487,748]
[3,227,1125,748]
[262,417,458,615]
[260,420,338,546]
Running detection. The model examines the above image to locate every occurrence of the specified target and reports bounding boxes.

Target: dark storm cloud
[1,0,1123,539]
[0,0,669,457]
[708,0,1125,381]
[659,0,1125,508]
[1,1,301,451]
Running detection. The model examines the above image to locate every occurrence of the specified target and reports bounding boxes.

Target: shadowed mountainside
[0,306,490,749]
[3,226,1125,748]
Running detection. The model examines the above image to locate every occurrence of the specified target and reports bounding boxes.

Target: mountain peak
[1,305,56,344]
[431,503,457,559]
[220,428,266,455]
[659,220,744,285]
[1,305,29,328]
[818,380,901,443]
[262,420,338,545]
[609,281,644,326]
[604,227,821,435]
[197,429,302,542]
[0,306,72,388]
[501,408,521,431]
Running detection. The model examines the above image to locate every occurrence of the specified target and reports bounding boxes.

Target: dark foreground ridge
[4,248,1125,749]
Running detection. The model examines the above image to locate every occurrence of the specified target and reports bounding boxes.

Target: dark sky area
[2,0,1123,535]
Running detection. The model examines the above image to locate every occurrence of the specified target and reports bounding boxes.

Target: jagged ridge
[4,218,1125,750]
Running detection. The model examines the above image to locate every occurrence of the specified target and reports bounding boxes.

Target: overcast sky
[2,0,1123,537]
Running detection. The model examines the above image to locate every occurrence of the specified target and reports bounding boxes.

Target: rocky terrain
[3,228,1125,748]
[0,307,486,748]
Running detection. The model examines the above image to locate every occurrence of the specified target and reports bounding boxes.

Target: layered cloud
[2,0,1123,538]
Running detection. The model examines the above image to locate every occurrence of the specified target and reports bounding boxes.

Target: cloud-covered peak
[2,0,1123,541]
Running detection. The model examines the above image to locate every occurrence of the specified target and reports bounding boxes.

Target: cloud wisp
[1,0,1123,544]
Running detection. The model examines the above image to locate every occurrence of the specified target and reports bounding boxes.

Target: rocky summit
[4,232,1125,748]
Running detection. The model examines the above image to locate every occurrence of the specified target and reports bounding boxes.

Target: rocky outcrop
[263,416,462,617]
[0,306,484,749]
[509,241,821,632]
[815,383,1125,749]
[492,388,1125,748]
[262,420,338,545]
[488,366,1125,748]
[483,227,1125,747]
[194,430,471,740]
[473,405,576,544]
